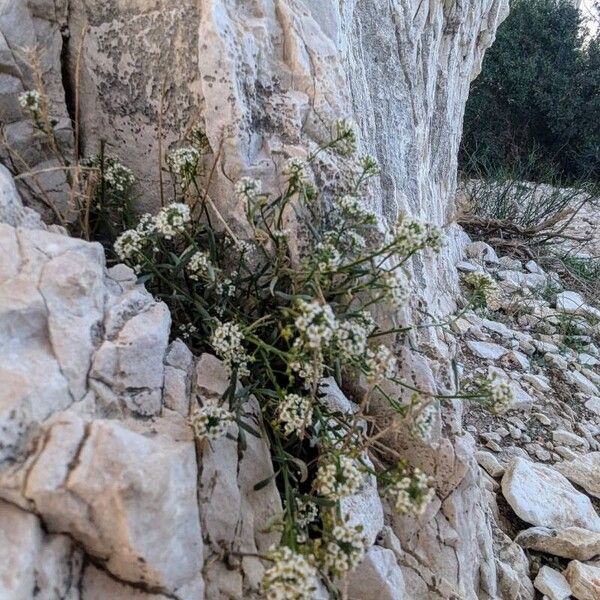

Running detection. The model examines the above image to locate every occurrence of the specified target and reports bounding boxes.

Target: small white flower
[262,546,318,600]
[187,250,211,281]
[136,213,158,235]
[314,455,363,500]
[295,498,319,529]
[235,177,262,201]
[18,90,41,113]
[389,467,435,516]
[380,271,409,307]
[189,402,235,440]
[314,241,341,272]
[335,318,369,361]
[321,522,366,576]
[216,277,236,298]
[210,321,251,377]
[338,195,377,224]
[392,213,442,255]
[278,393,313,437]
[178,322,198,340]
[364,344,397,383]
[294,300,337,351]
[154,203,191,239]
[168,147,200,183]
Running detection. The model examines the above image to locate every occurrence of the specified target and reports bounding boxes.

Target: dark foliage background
[460,0,600,183]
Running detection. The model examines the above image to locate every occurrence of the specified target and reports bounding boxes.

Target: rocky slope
[455,241,600,600]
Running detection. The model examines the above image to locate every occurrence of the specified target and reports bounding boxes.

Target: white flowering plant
[462,271,501,309]
[106,121,450,593]
[81,148,136,241]
[14,89,504,596]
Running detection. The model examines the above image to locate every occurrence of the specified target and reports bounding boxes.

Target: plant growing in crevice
[12,84,510,597]
[462,271,501,310]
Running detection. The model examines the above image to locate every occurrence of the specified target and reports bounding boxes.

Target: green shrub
[461,0,600,183]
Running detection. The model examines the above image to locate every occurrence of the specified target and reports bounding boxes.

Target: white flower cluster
[314,241,341,272]
[489,377,513,413]
[189,402,235,440]
[85,155,135,195]
[216,276,236,298]
[114,229,147,265]
[187,250,211,281]
[295,498,319,529]
[463,271,496,290]
[104,160,134,193]
[210,321,251,377]
[338,195,377,224]
[168,147,200,182]
[390,467,435,516]
[359,154,381,177]
[18,90,41,113]
[334,318,369,362]
[463,271,501,308]
[412,401,437,441]
[380,271,409,307]
[314,455,363,500]
[278,393,313,437]
[235,177,262,201]
[333,119,357,156]
[322,523,366,576]
[294,300,337,351]
[271,229,289,242]
[392,214,442,255]
[364,344,398,383]
[284,157,307,182]
[262,546,317,600]
[154,203,191,239]
[178,323,198,340]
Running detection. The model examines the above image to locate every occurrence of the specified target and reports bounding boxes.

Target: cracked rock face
[0,207,284,598]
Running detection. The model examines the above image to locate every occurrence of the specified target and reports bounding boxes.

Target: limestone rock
[467,340,508,360]
[565,560,600,600]
[466,241,499,264]
[0,500,83,600]
[476,450,505,478]
[515,526,600,561]
[196,356,281,598]
[347,546,405,600]
[564,370,598,396]
[0,224,105,462]
[81,564,172,599]
[501,458,600,531]
[493,525,535,600]
[23,412,203,595]
[497,270,547,289]
[554,453,600,499]
[557,291,586,314]
[0,164,45,229]
[533,566,571,600]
